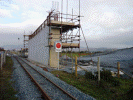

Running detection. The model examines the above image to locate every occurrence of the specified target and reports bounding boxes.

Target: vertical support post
[3,53,4,63]
[72,57,73,73]
[60,50,62,67]
[58,52,59,70]
[71,48,73,73]
[66,48,67,66]
[21,48,22,56]
[97,57,100,82]
[49,48,51,67]
[44,21,45,28]
[66,0,68,21]
[24,35,25,56]
[48,12,51,67]
[117,62,120,78]
[60,0,63,67]
[4,52,6,63]
[75,56,77,77]
[78,0,81,62]
[72,8,73,22]
[4,53,5,63]
[1,53,3,70]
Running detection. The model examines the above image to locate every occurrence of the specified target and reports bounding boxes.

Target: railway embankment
[11,57,44,100]
[11,56,95,100]
[24,56,133,100]
[2,55,132,100]
[0,56,17,100]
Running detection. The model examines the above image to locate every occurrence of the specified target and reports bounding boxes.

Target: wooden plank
[51,20,75,26]
[62,43,79,47]
[49,42,79,47]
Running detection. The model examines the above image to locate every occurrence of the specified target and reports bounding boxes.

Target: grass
[51,71,133,100]
[0,56,17,100]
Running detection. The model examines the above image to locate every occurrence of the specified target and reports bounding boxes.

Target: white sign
[54,41,62,52]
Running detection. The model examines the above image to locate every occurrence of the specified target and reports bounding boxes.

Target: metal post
[117,62,120,78]
[97,57,100,82]
[66,48,67,66]
[58,52,59,70]
[75,56,77,77]
[49,48,51,68]
[71,48,73,73]
[66,0,68,21]
[79,0,81,62]
[72,56,73,73]
[24,33,25,57]
[60,0,63,68]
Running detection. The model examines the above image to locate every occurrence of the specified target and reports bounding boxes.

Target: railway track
[14,56,77,100]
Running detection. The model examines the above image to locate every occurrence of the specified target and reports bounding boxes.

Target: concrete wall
[28,26,49,66]
[50,28,60,68]
[50,29,60,67]
[28,25,61,68]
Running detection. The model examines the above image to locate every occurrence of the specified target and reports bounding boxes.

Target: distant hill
[2,45,23,50]
[2,44,118,52]
[75,47,117,52]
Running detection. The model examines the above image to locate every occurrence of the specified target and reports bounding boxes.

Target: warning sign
[54,41,62,52]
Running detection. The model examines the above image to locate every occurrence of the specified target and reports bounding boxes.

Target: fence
[0,52,6,70]
[59,55,133,80]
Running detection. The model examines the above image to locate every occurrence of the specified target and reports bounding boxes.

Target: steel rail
[18,57,77,100]
[15,57,51,100]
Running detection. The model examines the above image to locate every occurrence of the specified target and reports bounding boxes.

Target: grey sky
[0,0,133,49]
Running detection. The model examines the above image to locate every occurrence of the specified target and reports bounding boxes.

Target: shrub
[111,79,120,86]
[100,70,113,82]
[85,72,97,80]
[99,70,120,86]
[99,79,108,89]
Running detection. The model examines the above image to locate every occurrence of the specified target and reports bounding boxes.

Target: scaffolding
[23,35,29,56]
[28,0,82,68]
[48,10,82,67]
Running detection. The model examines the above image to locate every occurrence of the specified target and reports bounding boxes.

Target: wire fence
[59,55,133,80]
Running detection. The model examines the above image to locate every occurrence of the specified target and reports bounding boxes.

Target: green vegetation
[51,70,133,100]
[85,70,121,87]
[0,56,17,100]
[61,52,93,58]
[61,51,104,58]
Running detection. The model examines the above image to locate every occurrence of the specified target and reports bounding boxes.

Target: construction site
[1,0,133,100]
[23,1,84,69]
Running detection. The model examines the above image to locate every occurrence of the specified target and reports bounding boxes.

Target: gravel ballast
[22,58,96,100]
[19,58,72,100]
[11,57,43,100]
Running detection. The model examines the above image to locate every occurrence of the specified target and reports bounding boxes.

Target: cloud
[11,4,19,10]
[21,10,47,19]
[0,8,12,17]
[0,0,133,49]
[14,0,48,10]
[0,19,45,35]
[80,0,133,43]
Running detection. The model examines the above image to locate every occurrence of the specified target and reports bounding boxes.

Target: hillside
[81,47,133,77]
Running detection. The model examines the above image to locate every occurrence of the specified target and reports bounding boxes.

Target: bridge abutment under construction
[28,11,80,68]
